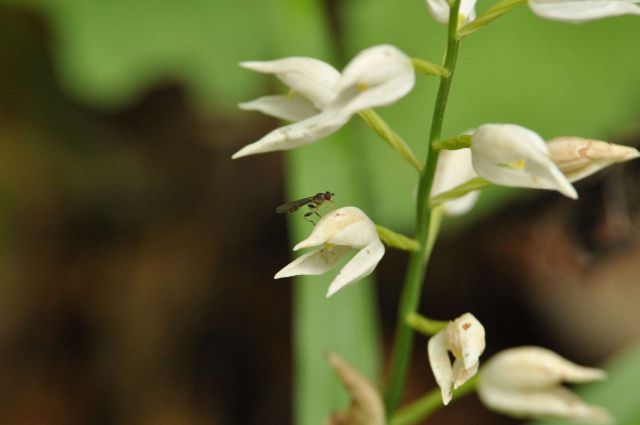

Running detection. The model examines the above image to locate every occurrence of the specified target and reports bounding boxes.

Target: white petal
[425,0,451,23]
[529,0,640,23]
[471,124,578,199]
[231,109,348,159]
[326,239,384,298]
[426,0,478,23]
[239,94,319,122]
[274,245,351,279]
[240,57,340,108]
[334,45,415,116]
[431,148,480,216]
[482,347,606,390]
[294,207,376,250]
[445,313,486,371]
[452,359,478,389]
[428,331,454,405]
[477,384,613,424]
[547,136,640,182]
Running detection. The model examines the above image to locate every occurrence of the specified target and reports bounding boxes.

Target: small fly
[276,191,335,224]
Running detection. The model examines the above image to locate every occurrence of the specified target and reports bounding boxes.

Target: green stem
[406,312,447,336]
[384,0,462,418]
[390,376,478,425]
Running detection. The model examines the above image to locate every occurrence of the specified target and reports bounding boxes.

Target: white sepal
[528,0,640,23]
[238,94,318,122]
[431,148,479,216]
[240,58,340,109]
[478,346,612,424]
[547,136,640,182]
[471,124,578,199]
[336,45,415,117]
[232,109,348,159]
[274,246,351,279]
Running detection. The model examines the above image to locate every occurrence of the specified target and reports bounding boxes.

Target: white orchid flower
[478,346,613,424]
[432,148,480,216]
[548,136,640,182]
[529,0,640,23]
[325,352,385,425]
[425,0,478,24]
[274,207,385,298]
[428,313,486,405]
[471,124,578,199]
[233,45,415,159]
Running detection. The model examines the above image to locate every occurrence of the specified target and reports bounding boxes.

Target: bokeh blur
[0,1,639,425]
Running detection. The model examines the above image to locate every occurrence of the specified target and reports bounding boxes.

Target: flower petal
[432,148,480,216]
[547,136,640,182]
[334,45,415,116]
[240,57,340,108]
[294,207,375,250]
[478,384,613,424]
[452,359,478,389]
[428,331,454,405]
[529,0,640,23]
[239,94,319,122]
[471,124,578,199]
[326,239,384,298]
[426,0,478,24]
[483,347,606,389]
[445,313,486,371]
[274,245,351,279]
[231,109,348,159]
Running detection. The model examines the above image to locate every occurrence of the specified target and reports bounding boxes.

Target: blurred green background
[0,0,639,424]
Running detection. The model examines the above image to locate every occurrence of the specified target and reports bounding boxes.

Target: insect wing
[276,196,314,214]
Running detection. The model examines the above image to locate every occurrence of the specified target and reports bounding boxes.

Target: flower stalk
[384,0,463,416]
[391,377,478,425]
[376,225,420,252]
[406,312,447,336]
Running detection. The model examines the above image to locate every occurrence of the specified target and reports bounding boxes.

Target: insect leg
[303,211,317,225]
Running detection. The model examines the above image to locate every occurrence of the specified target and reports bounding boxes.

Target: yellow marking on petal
[497,159,527,170]
[356,82,369,92]
[324,243,336,251]
[511,159,526,169]
[287,89,296,98]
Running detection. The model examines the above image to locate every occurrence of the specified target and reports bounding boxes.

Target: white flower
[471,124,578,199]
[431,148,479,216]
[529,0,640,23]
[548,136,640,182]
[274,207,385,298]
[233,45,415,159]
[425,0,478,24]
[478,346,613,424]
[325,352,385,425]
[428,313,486,405]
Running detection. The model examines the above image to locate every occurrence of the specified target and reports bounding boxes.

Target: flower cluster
[235,1,640,423]
[233,45,415,159]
